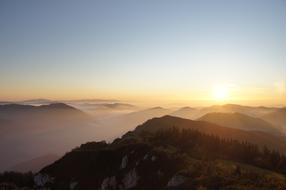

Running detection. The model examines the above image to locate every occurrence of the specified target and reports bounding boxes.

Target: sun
[212,84,230,101]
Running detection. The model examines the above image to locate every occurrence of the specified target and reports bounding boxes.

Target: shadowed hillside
[31,116,286,190]
[134,116,286,154]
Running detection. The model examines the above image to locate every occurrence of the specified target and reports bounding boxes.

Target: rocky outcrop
[100,176,117,190]
[122,168,139,189]
[121,155,128,169]
[70,181,78,190]
[167,174,187,187]
[34,173,53,189]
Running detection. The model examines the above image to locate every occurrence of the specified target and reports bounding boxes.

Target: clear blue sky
[0,0,286,105]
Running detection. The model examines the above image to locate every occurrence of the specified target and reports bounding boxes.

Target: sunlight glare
[212,84,230,101]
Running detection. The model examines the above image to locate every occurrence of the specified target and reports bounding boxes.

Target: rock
[100,176,117,190]
[143,154,149,160]
[34,173,53,188]
[135,161,140,166]
[121,155,128,169]
[122,168,139,189]
[70,181,78,190]
[167,174,187,187]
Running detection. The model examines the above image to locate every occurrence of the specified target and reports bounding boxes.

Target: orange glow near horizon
[0,84,285,107]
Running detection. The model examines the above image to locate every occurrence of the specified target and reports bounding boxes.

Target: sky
[0,0,286,106]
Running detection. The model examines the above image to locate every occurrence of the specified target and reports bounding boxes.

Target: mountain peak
[178,106,194,111]
[39,103,75,110]
[149,106,165,110]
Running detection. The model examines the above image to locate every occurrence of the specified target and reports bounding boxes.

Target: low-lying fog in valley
[1,99,286,173]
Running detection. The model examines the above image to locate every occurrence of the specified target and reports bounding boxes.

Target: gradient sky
[1,0,286,106]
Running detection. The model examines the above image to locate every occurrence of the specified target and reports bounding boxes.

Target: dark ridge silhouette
[34,117,286,190]
[134,115,286,154]
[0,103,90,121]
[0,103,82,112]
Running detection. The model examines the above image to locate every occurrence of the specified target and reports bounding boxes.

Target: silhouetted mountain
[19,99,57,105]
[0,101,12,105]
[33,116,286,190]
[263,107,286,128]
[169,104,279,120]
[0,103,90,122]
[134,116,286,154]
[199,104,277,118]
[0,171,34,189]
[0,102,84,113]
[198,112,282,135]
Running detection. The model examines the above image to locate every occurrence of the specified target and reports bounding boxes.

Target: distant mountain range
[0,103,94,172]
[170,104,279,119]
[198,112,283,135]
[81,103,136,110]
[0,98,119,105]
[77,103,137,118]
[0,103,89,120]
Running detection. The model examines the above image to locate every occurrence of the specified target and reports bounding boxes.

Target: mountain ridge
[33,115,286,190]
[198,112,282,135]
[133,115,286,154]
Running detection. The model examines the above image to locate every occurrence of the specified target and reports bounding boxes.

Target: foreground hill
[198,112,282,135]
[134,116,286,154]
[27,116,286,189]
